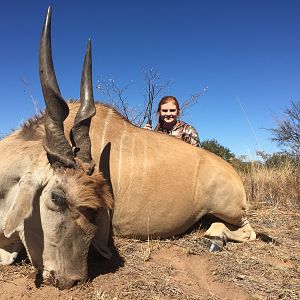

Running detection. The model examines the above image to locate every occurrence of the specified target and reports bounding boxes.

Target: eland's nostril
[43,269,86,289]
[42,269,56,286]
[57,279,75,290]
[56,276,84,290]
[73,279,82,287]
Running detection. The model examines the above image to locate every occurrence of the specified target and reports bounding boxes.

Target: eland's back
[65,102,254,241]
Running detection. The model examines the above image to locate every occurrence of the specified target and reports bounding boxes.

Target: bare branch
[97,78,134,120]
[268,100,300,155]
[21,77,39,114]
[97,69,206,128]
[140,69,171,127]
[180,86,208,116]
[97,68,171,127]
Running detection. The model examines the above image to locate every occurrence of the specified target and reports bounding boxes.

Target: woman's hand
[143,123,152,130]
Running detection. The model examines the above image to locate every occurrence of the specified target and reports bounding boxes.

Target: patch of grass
[239,160,299,209]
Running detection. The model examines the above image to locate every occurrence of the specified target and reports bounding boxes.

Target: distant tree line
[200,139,299,172]
[200,139,235,162]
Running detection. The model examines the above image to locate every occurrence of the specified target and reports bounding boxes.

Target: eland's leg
[0,243,23,265]
[204,217,256,251]
[205,218,256,242]
[0,248,18,265]
[0,234,24,265]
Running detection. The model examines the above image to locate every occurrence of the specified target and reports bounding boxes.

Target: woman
[144,96,200,147]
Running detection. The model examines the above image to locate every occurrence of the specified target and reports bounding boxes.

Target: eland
[0,7,256,289]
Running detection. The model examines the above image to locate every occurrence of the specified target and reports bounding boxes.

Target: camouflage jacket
[157,120,200,147]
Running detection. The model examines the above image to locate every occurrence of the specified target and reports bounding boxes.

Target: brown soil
[0,208,299,300]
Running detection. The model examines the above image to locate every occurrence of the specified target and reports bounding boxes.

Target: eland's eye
[51,191,67,207]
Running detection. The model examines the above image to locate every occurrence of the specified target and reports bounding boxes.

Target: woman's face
[159,101,179,124]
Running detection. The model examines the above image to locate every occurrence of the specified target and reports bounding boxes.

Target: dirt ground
[0,208,299,300]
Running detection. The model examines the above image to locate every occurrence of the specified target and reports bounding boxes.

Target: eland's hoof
[203,237,224,252]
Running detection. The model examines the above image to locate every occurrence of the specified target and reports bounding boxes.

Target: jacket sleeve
[183,125,201,147]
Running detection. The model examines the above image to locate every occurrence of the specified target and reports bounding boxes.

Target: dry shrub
[239,160,299,209]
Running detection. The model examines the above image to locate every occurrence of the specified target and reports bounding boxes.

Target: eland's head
[2,7,112,289]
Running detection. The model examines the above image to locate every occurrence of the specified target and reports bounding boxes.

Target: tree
[269,100,300,156]
[21,77,39,115]
[180,86,208,116]
[256,150,297,168]
[97,69,170,127]
[140,69,171,127]
[200,139,235,162]
[96,78,135,121]
[97,68,206,127]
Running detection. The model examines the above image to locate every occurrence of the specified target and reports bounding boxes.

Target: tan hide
[64,102,256,242]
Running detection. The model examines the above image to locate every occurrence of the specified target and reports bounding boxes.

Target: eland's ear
[91,208,112,259]
[3,174,40,238]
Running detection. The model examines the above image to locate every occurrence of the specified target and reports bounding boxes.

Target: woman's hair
[156,96,180,114]
[154,96,180,131]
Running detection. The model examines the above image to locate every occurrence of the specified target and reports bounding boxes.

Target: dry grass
[239,160,299,209]
[0,161,299,299]
[214,208,300,300]
[1,210,299,300]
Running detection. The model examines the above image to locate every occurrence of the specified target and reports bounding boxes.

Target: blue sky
[1,0,299,159]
